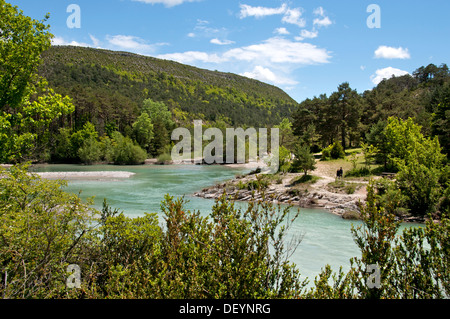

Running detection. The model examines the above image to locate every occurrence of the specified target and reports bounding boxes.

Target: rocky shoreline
[193,171,366,220]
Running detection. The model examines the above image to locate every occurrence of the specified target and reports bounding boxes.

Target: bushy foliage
[291,145,316,175]
[78,136,103,164]
[0,165,305,299]
[0,164,95,298]
[110,131,147,165]
[382,117,447,216]
[321,142,345,161]
[307,182,450,299]
[39,46,296,132]
[0,2,74,163]
[1,165,449,299]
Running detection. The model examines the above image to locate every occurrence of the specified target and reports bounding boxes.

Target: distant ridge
[39,45,297,129]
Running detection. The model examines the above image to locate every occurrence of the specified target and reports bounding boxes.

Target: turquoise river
[31,164,422,285]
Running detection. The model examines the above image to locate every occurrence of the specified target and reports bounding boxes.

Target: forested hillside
[39,45,297,131]
[292,63,450,157]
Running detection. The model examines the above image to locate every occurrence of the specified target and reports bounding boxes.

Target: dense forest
[2,44,295,164]
[39,45,297,130]
[292,64,450,156]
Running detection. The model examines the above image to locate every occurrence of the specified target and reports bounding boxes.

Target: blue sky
[10,0,450,102]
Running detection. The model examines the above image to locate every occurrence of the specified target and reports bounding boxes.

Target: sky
[9,0,450,102]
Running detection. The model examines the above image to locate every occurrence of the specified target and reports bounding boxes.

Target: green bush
[321,142,345,160]
[1,165,449,299]
[0,164,94,299]
[111,132,147,165]
[330,142,345,159]
[345,167,372,177]
[156,153,172,164]
[78,136,102,164]
[290,174,319,185]
[321,145,332,161]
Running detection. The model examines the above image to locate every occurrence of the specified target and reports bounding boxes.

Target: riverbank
[193,160,428,223]
[192,159,374,220]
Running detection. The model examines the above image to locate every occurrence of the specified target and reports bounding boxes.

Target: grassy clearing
[326,180,365,194]
[290,174,320,186]
[317,147,383,180]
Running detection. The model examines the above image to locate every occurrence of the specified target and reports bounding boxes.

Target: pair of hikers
[336,167,343,179]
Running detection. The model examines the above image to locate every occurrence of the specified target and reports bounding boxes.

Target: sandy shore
[35,171,136,181]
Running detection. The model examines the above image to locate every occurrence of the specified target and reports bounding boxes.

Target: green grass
[290,174,320,185]
[327,180,364,194]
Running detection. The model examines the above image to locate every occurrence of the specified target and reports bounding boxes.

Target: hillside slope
[39,46,297,131]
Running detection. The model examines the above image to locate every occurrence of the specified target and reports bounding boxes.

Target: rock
[342,210,362,220]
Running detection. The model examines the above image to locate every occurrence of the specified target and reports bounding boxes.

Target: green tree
[366,120,390,168]
[0,164,95,298]
[278,145,292,174]
[69,121,99,162]
[361,142,378,168]
[142,98,174,156]
[78,136,102,164]
[111,131,147,165]
[52,127,74,162]
[0,1,50,109]
[291,145,317,176]
[381,117,446,216]
[329,83,362,149]
[275,118,297,150]
[0,2,74,163]
[132,112,154,151]
[431,82,450,156]
[330,141,346,159]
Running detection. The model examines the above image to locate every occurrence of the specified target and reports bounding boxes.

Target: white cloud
[371,67,410,85]
[106,35,168,55]
[282,8,306,27]
[374,45,411,59]
[223,37,330,65]
[132,0,200,8]
[239,3,287,19]
[241,66,298,86]
[106,35,155,53]
[159,37,330,67]
[274,27,290,35]
[157,51,225,64]
[295,29,318,41]
[314,16,332,27]
[313,6,332,27]
[188,19,224,39]
[89,34,100,47]
[313,7,325,16]
[51,36,91,47]
[210,38,235,45]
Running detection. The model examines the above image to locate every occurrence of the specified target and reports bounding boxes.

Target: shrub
[291,145,316,175]
[78,136,102,164]
[330,142,345,159]
[345,167,372,177]
[290,174,319,185]
[156,153,172,165]
[111,131,147,165]
[0,164,94,299]
[321,145,332,161]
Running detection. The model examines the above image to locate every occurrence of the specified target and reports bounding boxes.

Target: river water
[31,164,421,285]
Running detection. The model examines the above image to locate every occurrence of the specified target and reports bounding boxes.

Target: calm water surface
[31,164,421,284]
